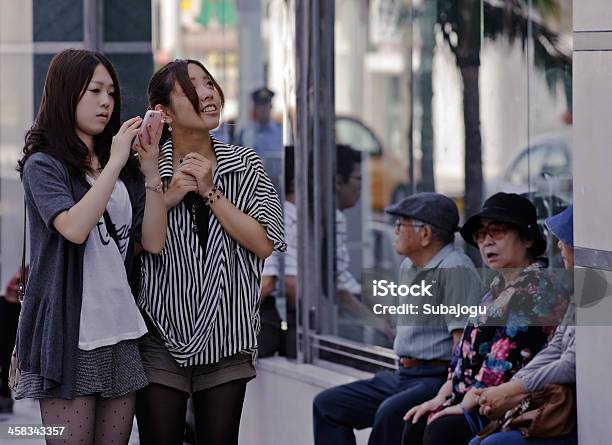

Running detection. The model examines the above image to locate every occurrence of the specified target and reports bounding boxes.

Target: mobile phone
[133,110,163,157]
[137,110,163,144]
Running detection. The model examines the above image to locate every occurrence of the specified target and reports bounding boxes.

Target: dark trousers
[402,412,489,445]
[0,297,20,397]
[257,297,297,359]
[258,298,282,358]
[312,365,446,445]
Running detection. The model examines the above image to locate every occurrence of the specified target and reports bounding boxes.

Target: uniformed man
[237,87,283,190]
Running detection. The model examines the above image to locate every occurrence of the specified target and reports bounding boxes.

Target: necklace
[189,200,198,234]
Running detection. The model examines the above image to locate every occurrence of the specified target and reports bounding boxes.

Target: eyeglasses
[472,223,510,244]
[395,220,424,231]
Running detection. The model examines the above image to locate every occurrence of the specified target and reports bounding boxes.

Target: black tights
[401,413,488,445]
[136,379,249,445]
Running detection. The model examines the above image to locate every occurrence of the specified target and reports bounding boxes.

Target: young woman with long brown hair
[15,49,167,444]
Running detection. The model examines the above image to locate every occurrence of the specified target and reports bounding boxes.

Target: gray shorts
[138,334,256,395]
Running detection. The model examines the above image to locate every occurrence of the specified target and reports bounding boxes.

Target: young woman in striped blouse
[134,59,285,445]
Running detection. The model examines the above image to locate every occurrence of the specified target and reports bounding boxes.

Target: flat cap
[385,192,459,233]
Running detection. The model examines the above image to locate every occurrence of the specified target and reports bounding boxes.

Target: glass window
[507,144,550,187]
[297,0,572,368]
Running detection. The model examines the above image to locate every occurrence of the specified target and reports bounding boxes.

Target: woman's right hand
[108,116,143,170]
[163,165,199,209]
[478,381,526,419]
[403,395,445,424]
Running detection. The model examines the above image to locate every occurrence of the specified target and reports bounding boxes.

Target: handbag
[477,384,576,439]
[8,201,27,391]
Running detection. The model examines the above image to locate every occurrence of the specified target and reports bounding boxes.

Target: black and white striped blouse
[137,137,286,366]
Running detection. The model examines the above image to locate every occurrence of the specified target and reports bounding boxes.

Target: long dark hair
[18,49,139,181]
[147,59,225,142]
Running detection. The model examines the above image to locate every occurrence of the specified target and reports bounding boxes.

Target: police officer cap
[385,192,459,234]
[252,87,275,104]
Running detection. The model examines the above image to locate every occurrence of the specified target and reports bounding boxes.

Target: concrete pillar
[573,2,612,443]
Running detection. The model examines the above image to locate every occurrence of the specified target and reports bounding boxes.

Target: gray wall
[573,1,612,443]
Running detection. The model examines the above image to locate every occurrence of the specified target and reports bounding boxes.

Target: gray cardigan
[17,153,145,399]
[512,304,576,392]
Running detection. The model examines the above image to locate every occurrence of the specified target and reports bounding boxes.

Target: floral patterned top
[447,261,568,405]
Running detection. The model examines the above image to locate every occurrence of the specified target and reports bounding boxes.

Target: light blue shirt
[237,121,283,157]
[238,121,283,191]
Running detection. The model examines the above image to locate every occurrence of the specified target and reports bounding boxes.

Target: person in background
[0,267,25,414]
[401,193,569,445]
[334,144,395,343]
[470,205,577,445]
[259,144,385,357]
[314,192,482,445]
[236,87,283,190]
[258,146,298,358]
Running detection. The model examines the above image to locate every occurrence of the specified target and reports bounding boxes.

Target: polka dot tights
[39,392,136,444]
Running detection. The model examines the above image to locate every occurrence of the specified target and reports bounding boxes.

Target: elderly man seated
[313,192,483,445]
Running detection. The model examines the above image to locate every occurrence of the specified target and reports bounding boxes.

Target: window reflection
[324,0,573,352]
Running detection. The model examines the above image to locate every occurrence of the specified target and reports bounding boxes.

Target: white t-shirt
[78,177,148,350]
[262,203,361,295]
[335,209,361,295]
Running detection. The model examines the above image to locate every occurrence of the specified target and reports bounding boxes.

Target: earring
[168,124,172,132]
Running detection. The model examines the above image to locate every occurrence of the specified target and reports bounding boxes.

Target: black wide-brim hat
[460,192,547,257]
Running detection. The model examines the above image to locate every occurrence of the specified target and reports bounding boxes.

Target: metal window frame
[295,0,399,370]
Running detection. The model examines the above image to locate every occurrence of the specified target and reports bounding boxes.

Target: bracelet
[203,185,223,205]
[145,180,163,193]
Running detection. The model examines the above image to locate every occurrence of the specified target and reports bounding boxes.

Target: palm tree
[432,0,571,219]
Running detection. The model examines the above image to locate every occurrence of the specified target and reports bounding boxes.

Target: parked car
[486,132,572,201]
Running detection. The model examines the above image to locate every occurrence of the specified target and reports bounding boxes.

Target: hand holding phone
[133,110,164,178]
[137,110,163,146]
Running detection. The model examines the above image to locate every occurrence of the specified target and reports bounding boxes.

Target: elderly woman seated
[469,205,577,445]
[401,193,569,445]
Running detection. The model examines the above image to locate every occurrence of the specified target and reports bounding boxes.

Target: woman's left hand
[179,152,214,196]
[427,388,484,424]
[134,120,163,179]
